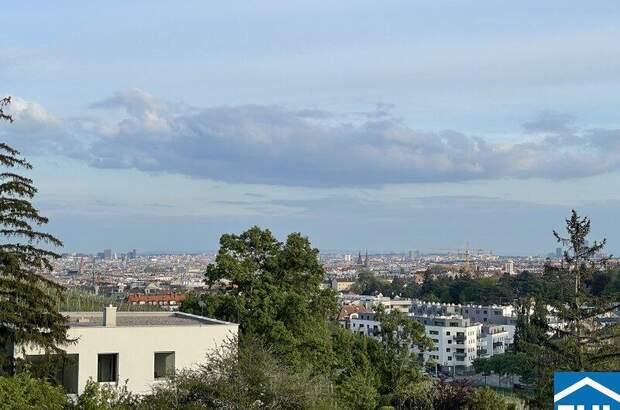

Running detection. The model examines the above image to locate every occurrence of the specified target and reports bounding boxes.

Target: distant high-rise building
[555,247,562,258]
[343,254,352,263]
[505,259,515,276]
[103,249,112,260]
[128,249,137,259]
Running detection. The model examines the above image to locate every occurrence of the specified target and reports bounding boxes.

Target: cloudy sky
[2,1,620,255]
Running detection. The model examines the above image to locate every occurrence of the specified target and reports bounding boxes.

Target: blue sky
[2,1,620,254]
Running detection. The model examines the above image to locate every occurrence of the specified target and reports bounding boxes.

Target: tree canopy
[0,97,69,373]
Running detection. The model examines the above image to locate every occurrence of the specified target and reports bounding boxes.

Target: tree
[515,210,620,407]
[351,270,389,295]
[0,97,68,373]
[373,306,431,403]
[182,226,337,370]
[548,211,620,369]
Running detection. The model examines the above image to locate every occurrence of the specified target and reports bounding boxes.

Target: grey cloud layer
[3,89,620,187]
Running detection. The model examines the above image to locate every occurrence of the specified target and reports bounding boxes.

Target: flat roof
[62,311,236,328]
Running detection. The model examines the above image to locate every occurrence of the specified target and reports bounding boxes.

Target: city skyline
[2,1,620,254]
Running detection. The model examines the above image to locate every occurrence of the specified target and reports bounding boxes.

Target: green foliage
[434,380,474,410]
[182,226,337,370]
[0,372,68,410]
[373,306,431,397]
[351,270,390,295]
[392,378,436,409]
[183,227,437,408]
[336,370,379,410]
[71,379,138,410]
[464,388,509,410]
[513,210,620,408]
[139,337,334,410]
[0,97,69,372]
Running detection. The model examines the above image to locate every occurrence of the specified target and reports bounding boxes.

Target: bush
[435,379,473,410]
[0,372,68,410]
[393,379,436,409]
[139,337,334,410]
[464,388,509,410]
[336,371,379,410]
[71,379,138,410]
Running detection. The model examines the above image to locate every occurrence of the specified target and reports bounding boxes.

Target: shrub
[464,387,509,410]
[0,372,68,410]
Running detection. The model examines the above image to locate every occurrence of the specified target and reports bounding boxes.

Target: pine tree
[0,96,69,373]
[515,210,620,408]
[548,210,620,371]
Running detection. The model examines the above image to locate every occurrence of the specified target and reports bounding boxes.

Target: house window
[154,352,175,379]
[26,354,79,394]
[97,353,118,382]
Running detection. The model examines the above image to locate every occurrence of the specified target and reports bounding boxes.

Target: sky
[2,1,620,255]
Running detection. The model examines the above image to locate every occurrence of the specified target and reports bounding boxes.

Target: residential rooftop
[62,311,234,328]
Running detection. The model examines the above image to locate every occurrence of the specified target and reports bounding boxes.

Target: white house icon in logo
[555,377,620,410]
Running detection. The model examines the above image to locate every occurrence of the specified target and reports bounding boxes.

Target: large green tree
[182,226,337,369]
[0,97,68,372]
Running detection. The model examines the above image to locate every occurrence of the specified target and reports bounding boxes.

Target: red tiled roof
[128,293,186,303]
[336,304,373,321]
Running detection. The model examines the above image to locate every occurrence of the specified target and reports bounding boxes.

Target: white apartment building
[411,314,481,370]
[349,310,380,338]
[478,324,510,357]
[17,306,238,395]
[410,300,516,342]
[339,294,412,312]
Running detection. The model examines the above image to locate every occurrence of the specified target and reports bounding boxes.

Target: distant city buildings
[504,259,515,275]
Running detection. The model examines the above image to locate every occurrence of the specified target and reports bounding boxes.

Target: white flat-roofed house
[16,306,238,395]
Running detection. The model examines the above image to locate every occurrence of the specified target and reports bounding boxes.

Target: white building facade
[18,307,238,395]
[411,314,481,369]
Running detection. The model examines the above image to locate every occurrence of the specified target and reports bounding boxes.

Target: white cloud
[4,89,620,187]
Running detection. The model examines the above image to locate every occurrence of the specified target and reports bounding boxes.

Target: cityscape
[2,2,620,410]
[48,246,593,299]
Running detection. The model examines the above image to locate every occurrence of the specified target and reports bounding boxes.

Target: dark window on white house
[97,353,118,382]
[154,352,175,379]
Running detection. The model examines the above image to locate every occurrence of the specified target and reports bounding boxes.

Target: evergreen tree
[0,97,68,372]
[515,210,620,408]
[547,210,620,371]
